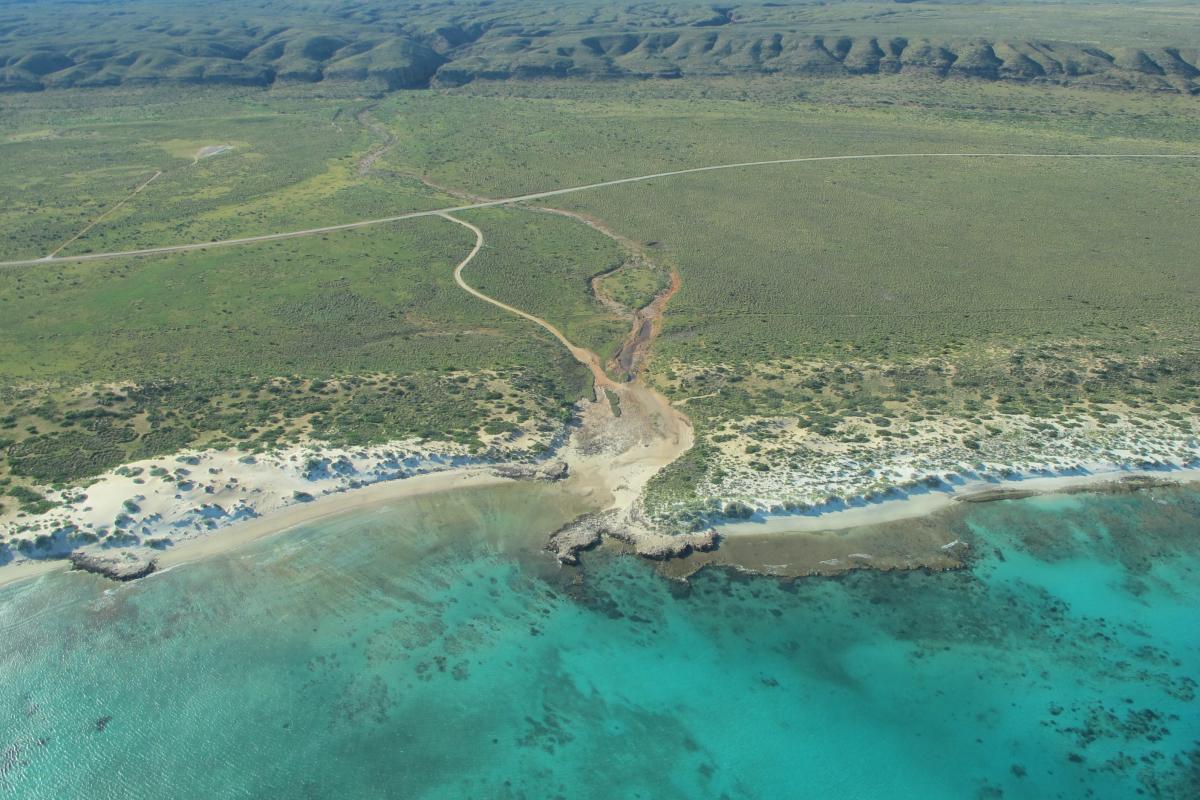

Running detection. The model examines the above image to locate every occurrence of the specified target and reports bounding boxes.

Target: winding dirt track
[438,211,696,562]
[4,152,1197,268]
[438,211,616,390]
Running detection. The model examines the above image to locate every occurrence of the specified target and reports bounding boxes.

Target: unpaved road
[44,169,163,259]
[5,152,1196,268]
[439,211,616,391]
[438,210,698,560]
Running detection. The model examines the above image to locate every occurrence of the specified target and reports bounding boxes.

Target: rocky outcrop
[492,460,569,482]
[1062,474,1182,495]
[69,549,157,582]
[535,461,570,481]
[546,511,616,565]
[625,530,720,561]
[955,488,1040,504]
[547,510,719,565]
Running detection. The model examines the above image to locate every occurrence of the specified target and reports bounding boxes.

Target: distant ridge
[2,1,1198,94]
[433,34,1200,94]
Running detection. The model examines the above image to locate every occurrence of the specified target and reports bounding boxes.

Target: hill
[2,1,1199,94]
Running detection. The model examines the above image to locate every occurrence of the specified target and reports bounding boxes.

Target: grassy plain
[384,79,1200,196]
[0,91,445,261]
[457,207,630,363]
[2,75,1198,516]
[375,80,1200,517]
[0,219,589,488]
[382,80,1200,366]
[558,157,1200,360]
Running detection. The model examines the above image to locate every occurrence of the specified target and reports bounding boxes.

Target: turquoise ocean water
[1,483,1197,799]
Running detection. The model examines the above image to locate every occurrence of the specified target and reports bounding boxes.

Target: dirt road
[436,211,700,559]
[5,152,1196,268]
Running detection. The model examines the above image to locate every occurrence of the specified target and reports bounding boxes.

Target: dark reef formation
[492,461,570,482]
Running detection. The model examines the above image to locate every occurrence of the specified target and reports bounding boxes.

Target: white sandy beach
[715,464,1200,536]
[0,378,696,586]
[0,433,533,586]
[0,466,514,590]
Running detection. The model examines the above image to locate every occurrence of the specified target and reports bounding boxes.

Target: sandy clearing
[193,144,233,163]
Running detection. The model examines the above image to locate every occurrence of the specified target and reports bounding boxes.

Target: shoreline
[5,459,1198,591]
[713,464,1200,537]
[0,427,564,578]
[152,468,513,571]
[0,467,514,590]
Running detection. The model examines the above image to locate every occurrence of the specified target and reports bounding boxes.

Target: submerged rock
[548,507,720,566]
[69,549,157,582]
[956,488,1039,503]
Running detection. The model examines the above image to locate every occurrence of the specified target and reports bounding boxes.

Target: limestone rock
[493,460,570,482]
[546,511,616,565]
[69,549,157,582]
[535,461,569,481]
[633,530,719,561]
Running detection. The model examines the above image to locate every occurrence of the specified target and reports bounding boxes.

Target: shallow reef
[0,483,1196,798]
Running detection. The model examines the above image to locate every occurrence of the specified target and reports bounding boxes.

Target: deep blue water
[1,484,1197,799]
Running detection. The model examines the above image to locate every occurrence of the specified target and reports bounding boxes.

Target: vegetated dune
[1,0,1197,94]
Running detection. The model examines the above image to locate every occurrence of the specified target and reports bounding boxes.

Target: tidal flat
[1,481,1197,799]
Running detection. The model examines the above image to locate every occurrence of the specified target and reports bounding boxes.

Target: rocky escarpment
[0,35,445,92]
[2,1,1197,94]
